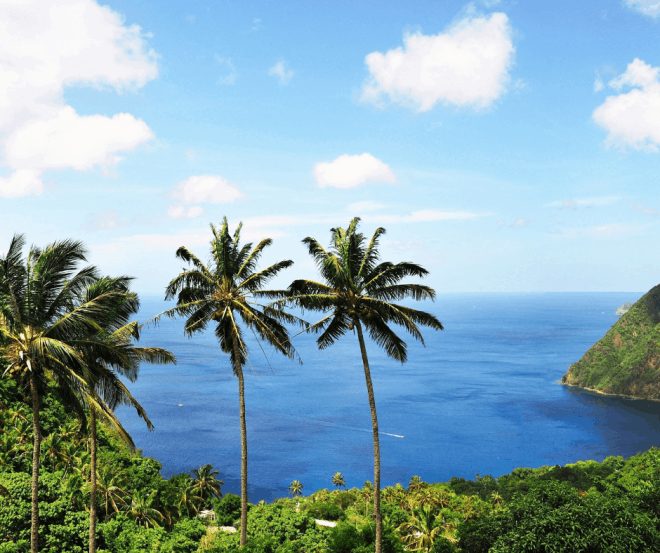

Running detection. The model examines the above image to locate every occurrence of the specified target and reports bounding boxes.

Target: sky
[0,0,659,295]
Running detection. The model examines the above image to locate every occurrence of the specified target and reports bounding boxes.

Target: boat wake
[312,418,404,439]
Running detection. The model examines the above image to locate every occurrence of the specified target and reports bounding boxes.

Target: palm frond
[236,238,273,279]
[239,259,293,293]
[362,316,408,362]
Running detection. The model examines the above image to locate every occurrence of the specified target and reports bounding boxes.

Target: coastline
[561,381,660,403]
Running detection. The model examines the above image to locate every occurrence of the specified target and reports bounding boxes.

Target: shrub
[213,493,242,526]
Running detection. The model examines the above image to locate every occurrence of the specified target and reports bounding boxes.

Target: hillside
[562,284,660,400]
[1,378,658,552]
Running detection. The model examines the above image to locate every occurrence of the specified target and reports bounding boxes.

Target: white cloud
[0,170,43,198]
[0,0,157,197]
[593,58,660,150]
[624,0,660,18]
[268,60,294,85]
[169,175,242,219]
[167,206,205,220]
[4,107,153,171]
[172,175,242,204]
[361,12,514,111]
[314,153,396,189]
[548,196,620,209]
[368,209,484,224]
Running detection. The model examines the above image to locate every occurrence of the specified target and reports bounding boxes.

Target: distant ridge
[562,284,660,400]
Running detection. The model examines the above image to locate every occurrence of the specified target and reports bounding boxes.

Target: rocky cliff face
[562,284,660,400]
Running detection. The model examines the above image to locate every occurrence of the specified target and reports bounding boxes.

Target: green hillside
[1,378,659,552]
[562,284,660,400]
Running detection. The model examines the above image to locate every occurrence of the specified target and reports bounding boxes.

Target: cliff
[562,284,660,400]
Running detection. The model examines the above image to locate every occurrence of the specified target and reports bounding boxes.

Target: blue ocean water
[118,293,660,501]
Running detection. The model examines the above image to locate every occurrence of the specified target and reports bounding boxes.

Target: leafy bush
[214,493,242,526]
[305,501,345,521]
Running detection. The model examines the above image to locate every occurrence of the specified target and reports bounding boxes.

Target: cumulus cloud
[314,153,396,189]
[361,12,514,111]
[0,170,43,198]
[268,60,294,84]
[624,0,660,18]
[4,107,153,171]
[548,196,620,209]
[0,0,157,197]
[593,58,660,150]
[168,175,242,219]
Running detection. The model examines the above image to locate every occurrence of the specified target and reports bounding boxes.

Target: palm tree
[127,490,164,528]
[163,217,297,546]
[176,475,202,517]
[285,218,443,553]
[96,465,128,516]
[332,471,346,489]
[398,505,443,552]
[79,276,174,553]
[289,479,303,498]
[0,235,109,553]
[191,464,223,505]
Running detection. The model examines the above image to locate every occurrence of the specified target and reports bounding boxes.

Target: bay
[118,292,660,501]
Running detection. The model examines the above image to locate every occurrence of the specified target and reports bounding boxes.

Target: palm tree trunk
[88,408,97,553]
[30,373,41,553]
[355,320,382,553]
[237,366,248,547]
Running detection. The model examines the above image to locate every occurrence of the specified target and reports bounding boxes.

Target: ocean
[118,292,660,501]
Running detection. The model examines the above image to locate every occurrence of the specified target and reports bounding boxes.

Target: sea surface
[118,293,660,501]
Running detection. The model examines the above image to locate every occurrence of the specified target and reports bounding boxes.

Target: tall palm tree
[79,276,175,553]
[163,217,297,546]
[0,235,115,553]
[285,218,443,553]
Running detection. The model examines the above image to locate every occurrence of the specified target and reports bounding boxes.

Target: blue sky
[0,0,658,294]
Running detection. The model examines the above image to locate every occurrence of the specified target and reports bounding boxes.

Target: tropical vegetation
[0,380,657,551]
[563,282,660,399]
[1,224,658,552]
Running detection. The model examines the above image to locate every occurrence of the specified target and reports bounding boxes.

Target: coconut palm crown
[80,276,175,553]
[285,217,443,553]
[0,235,155,553]
[162,217,297,546]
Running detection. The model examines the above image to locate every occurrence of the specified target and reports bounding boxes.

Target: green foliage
[213,493,241,526]
[305,501,345,521]
[459,478,660,552]
[203,502,330,552]
[563,283,660,399]
[326,521,404,553]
